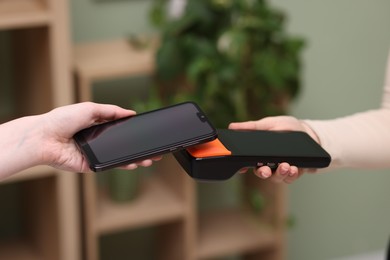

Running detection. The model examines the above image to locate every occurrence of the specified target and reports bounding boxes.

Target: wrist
[301,121,321,145]
[0,115,44,179]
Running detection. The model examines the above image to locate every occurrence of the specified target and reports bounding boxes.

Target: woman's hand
[0,102,161,180]
[229,116,320,184]
[41,102,162,173]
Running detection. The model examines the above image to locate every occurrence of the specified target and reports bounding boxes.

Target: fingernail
[129,164,138,170]
[261,171,271,178]
[280,166,289,175]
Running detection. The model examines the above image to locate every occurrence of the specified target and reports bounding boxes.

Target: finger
[306,168,318,174]
[119,163,138,170]
[254,166,273,179]
[229,121,257,130]
[118,157,161,171]
[238,167,249,174]
[68,103,136,132]
[230,117,282,131]
[283,166,300,184]
[136,159,153,167]
[92,103,136,122]
[269,162,290,183]
[151,156,163,162]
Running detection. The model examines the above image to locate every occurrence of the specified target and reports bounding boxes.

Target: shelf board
[197,209,277,259]
[73,38,157,82]
[96,177,185,234]
[0,0,50,30]
[1,166,56,184]
[0,239,41,260]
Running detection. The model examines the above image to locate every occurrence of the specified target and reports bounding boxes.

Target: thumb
[228,121,256,130]
[228,121,263,131]
[229,117,279,131]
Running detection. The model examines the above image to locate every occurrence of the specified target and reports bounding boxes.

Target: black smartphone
[74,102,217,172]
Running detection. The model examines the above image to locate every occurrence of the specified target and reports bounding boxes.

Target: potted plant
[148,0,305,127]
[142,0,305,213]
[107,168,141,203]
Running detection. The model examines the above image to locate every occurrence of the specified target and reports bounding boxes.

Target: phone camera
[197,113,207,122]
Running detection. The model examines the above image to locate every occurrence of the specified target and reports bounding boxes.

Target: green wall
[69,0,390,259]
[271,1,390,259]
[70,0,154,43]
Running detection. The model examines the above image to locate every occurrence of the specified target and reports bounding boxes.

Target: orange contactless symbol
[187,138,232,158]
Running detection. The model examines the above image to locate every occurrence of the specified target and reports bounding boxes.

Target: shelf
[0,239,41,260]
[0,0,50,30]
[197,208,277,259]
[0,176,60,260]
[96,177,185,234]
[1,166,56,184]
[73,38,157,82]
[0,0,80,259]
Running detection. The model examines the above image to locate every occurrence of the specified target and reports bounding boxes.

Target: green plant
[147,0,305,127]
[107,169,140,203]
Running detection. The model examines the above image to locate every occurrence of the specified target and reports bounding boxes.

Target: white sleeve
[304,51,390,169]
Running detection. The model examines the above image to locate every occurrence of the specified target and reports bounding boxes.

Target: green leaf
[250,190,266,214]
[287,215,297,229]
[164,13,198,36]
[149,0,167,28]
[217,29,248,60]
[156,39,184,80]
[187,57,212,84]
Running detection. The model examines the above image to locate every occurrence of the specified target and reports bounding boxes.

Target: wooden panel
[47,0,73,107]
[157,221,186,260]
[56,173,81,260]
[82,173,99,260]
[0,166,55,184]
[0,0,50,30]
[96,177,185,234]
[197,209,277,259]
[243,173,287,260]
[12,27,53,116]
[24,177,59,260]
[157,155,198,260]
[0,239,41,260]
[73,39,157,82]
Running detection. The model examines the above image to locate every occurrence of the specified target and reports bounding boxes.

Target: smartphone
[74,102,217,172]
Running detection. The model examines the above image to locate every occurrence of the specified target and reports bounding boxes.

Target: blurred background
[1,0,390,260]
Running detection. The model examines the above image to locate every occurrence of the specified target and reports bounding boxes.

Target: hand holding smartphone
[74,102,217,172]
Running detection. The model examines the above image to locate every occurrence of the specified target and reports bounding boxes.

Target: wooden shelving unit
[73,37,287,260]
[0,0,80,260]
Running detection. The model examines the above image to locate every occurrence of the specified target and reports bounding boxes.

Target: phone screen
[74,102,217,171]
